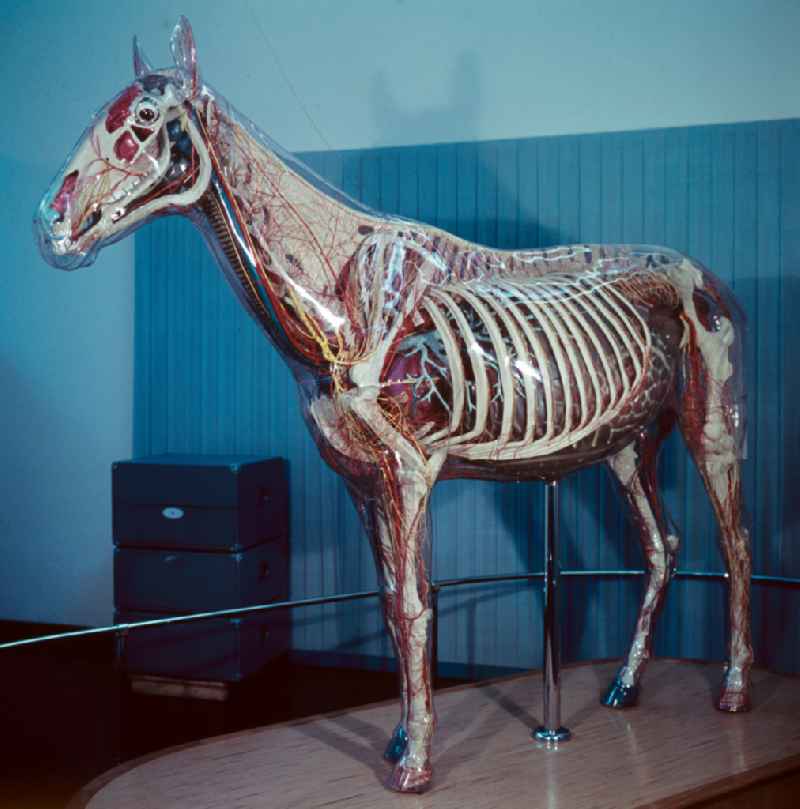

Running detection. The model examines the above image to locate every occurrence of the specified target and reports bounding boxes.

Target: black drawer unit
[115,610,290,682]
[112,454,290,685]
[113,454,288,552]
[114,542,288,613]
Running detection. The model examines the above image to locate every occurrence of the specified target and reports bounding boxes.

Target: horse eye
[135,99,159,125]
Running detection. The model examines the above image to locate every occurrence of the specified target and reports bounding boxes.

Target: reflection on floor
[80,659,800,809]
[0,623,465,809]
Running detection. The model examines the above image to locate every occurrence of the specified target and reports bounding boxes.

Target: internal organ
[385,270,682,462]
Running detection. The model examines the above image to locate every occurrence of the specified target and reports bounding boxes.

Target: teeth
[106,172,156,207]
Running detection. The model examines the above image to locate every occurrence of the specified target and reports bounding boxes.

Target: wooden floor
[72,660,800,809]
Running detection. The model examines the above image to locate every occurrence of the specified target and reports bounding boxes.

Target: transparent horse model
[35,17,753,794]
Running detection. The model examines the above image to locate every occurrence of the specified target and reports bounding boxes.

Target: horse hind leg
[602,413,680,709]
[678,407,752,711]
[677,342,752,710]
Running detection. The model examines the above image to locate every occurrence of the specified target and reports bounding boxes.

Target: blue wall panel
[135,119,800,676]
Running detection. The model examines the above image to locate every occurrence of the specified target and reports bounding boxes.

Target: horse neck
[194,96,371,370]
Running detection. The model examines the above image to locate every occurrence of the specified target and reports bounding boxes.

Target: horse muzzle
[35,174,99,271]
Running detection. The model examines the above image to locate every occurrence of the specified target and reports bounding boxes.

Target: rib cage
[399,272,653,461]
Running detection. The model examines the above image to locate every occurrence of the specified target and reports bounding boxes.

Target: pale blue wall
[2,0,799,626]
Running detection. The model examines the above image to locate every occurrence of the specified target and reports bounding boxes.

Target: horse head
[36,17,211,270]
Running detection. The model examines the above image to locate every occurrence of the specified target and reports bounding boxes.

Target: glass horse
[36,17,753,794]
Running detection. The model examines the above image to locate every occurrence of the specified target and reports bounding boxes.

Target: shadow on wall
[369,53,482,149]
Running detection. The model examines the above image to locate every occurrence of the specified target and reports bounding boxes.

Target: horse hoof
[716,688,751,713]
[601,675,639,709]
[383,725,408,764]
[389,762,432,793]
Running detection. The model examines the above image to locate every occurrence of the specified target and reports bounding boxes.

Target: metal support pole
[113,629,128,672]
[533,480,571,745]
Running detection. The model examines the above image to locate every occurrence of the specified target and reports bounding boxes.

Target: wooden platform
[71,660,800,809]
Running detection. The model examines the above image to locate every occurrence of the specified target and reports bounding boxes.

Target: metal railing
[1,568,797,652]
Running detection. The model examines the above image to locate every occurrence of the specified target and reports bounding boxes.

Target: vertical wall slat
[755,123,782,579]
[517,139,539,248]
[431,143,459,665]
[662,128,691,657]
[474,141,499,667]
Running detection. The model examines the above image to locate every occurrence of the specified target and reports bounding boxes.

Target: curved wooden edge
[66,659,799,808]
[66,657,617,807]
[66,678,416,808]
[641,753,800,809]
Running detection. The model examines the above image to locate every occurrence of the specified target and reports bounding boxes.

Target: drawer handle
[259,561,271,580]
[162,507,184,520]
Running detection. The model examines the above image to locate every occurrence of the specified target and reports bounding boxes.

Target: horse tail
[671,260,747,468]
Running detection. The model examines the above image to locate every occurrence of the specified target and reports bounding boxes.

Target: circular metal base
[533,726,572,745]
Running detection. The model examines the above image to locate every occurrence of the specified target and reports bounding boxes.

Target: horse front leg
[377,467,436,792]
[346,395,444,791]
[602,416,679,708]
[345,483,411,764]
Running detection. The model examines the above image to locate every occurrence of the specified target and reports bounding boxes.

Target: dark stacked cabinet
[113,455,289,683]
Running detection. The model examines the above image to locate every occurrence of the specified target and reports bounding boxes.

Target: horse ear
[132,35,154,78]
[170,16,200,96]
